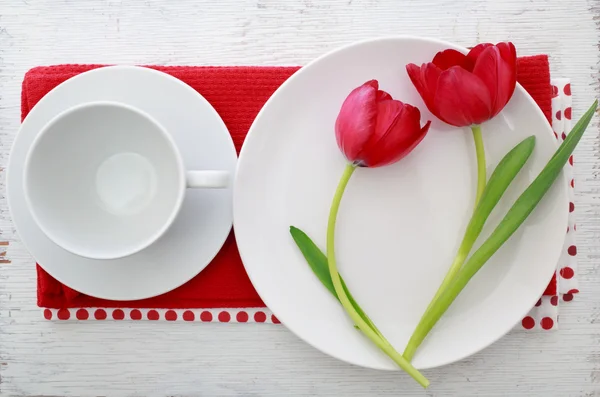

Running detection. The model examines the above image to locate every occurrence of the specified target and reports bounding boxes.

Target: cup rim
[23,100,187,260]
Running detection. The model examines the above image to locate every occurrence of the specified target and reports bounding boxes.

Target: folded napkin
[552,79,579,299]
[520,78,579,331]
[23,57,577,328]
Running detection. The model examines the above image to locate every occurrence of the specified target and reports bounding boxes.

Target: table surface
[1,1,599,396]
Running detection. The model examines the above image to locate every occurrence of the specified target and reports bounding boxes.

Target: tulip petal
[433,49,474,71]
[358,101,429,167]
[472,43,517,117]
[421,64,443,100]
[335,80,378,162]
[434,66,493,126]
[377,90,393,101]
[421,119,432,135]
[406,63,427,96]
[467,43,493,64]
[406,63,442,118]
[497,42,517,111]
[497,42,517,65]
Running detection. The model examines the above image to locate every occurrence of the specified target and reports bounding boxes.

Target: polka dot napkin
[24,57,577,328]
[520,78,578,331]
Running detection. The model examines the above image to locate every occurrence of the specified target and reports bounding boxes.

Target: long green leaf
[290,226,386,340]
[405,100,597,357]
[462,135,537,261]
[436,136,536,297]
[403,135,537,360]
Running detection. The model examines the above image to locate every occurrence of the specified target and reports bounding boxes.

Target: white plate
[8,66,237,300]
[234,37,567,370]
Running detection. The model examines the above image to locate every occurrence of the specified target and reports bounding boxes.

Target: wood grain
[1,0,599,395]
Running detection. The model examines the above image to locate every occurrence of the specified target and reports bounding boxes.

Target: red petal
[334,81,378,162]
[406,63,428,97]
[432,49,474,71]
[421,119,432,135]
[472,44,517,117]
[497,42,516,62]
[434,66,493,126]
[358,101,429,167]
[375,100,405,138]
[406,63,442,119]
[363,79,379,89]
[376,90,392,101]
[467,43,493,63]
[360,100,403,154]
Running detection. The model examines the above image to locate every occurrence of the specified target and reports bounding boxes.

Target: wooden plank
[0,0,598,395]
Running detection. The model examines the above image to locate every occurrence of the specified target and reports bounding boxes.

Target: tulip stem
[403,239,470,361]
[326,163,429,388]
[472,125,486,206]
[423,125,487,320]
[403,125,488,361]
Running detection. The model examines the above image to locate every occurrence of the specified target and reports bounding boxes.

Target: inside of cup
[25,102,184,259]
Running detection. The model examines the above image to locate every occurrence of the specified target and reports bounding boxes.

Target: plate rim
[233,35,568,370]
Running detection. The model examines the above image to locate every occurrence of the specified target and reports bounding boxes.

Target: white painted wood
[0,0,598,395]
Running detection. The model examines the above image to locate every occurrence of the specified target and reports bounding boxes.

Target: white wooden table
[1,1,599,395]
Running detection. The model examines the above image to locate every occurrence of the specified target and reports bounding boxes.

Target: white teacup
[24,101,229,260]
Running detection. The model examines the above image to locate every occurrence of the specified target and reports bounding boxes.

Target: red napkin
[24,56,555,310]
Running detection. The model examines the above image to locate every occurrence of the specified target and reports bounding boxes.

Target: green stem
[403,241,469,360]
[472,125,486,206]
[289,225,388,340]
[343,279,388,341]
[327,164,429,388]
[404,125,487,361]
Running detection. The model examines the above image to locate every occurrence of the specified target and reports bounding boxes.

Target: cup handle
[186,170,229,188]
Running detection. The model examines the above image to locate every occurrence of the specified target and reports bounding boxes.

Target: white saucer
[8,66,237,300]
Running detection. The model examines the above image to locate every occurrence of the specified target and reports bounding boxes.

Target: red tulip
[297,78,434,387]
[335,80,431,168]
[406,42,517,127]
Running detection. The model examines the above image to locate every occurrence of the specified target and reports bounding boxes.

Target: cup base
[95,152,158,216]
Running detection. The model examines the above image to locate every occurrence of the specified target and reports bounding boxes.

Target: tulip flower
[406,42,517,202]
[298,80,431,387]
[402,44,517,361]
[406,43,517,128]
[335,80,431,167]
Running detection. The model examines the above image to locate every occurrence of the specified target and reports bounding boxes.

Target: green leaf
[290,226,336,296]
[464,135,537,256]
[406,100,597,358]
[404,135,537,360]
[290,226,386,340]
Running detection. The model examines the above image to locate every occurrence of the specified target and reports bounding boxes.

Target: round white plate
[8,66,237,300]
[234,37,567,370]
